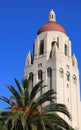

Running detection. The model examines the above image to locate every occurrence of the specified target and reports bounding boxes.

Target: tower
[24,10,81,130]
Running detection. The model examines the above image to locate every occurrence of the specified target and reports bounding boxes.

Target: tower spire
[48,9,56,22]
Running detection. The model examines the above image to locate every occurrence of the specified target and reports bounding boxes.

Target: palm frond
[0,96,15,106]
[42,113,72,130]
[36,89,56,106]
[6,85,23,107]
[14,78,24,96]
[30,81,43,101]
[43,103,71,120]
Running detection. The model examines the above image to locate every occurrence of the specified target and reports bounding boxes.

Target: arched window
[38,70,42,80]
[64,44,68,56]
[38,70,43,95]
[51,41,58,48]
[73,75,77,84]
[52,14,53,19]
[59,68,63,78]
[39,39,44,55]
[66,71,70,81]
[47,67,52,89]
[29,72,33,88]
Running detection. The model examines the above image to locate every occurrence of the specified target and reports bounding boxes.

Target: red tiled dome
[37,21,66,35]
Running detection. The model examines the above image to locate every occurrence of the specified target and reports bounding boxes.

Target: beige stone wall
[24,30,81,130]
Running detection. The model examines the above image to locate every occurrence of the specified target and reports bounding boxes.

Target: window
[73,75,77,84]
[38,63,42,68]
[64,44,68,56]
[66,72,70,81]
[51,41,58,48]
[59,68,63,78]
[39,39,44,55]
[38,70,42,80]
[38,70,43,95]
[47,67,52,89]
[52,15,53,19]
[67,84,69,88]
[29,72,33,88]
[47,68,52,77]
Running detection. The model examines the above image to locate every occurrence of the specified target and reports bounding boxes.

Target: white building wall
[24,18,81,130]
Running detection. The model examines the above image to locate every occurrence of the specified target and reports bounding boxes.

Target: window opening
[38,70,42,80]
[66,72,70,81]
[47,68,52,90]
[59,68,63,78]
[64,44,68,56]
[39,40,44,55]
[29,72,33,88]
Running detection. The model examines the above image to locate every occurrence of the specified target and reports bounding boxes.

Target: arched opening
[64,44,68,56]
[73,75,77,84]
[51,41,58,48]
[39,39,44,55]
[59,68,63,78]
[29,72,33,88]
[38,70,43,95]
[47,67,52,89]
[66,71,70,81]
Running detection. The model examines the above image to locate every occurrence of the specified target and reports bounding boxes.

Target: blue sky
[0,0,81,109]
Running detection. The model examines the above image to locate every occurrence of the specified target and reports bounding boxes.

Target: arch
[66,71,70,81]
[51,41,58,48]
[47,67,52,89]
[29,72,33,88]
[38,70,43,95]
[38,70,43,80]
[73,74,77,84]
[59,68,63,78]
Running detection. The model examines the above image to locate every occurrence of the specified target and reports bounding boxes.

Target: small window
[38,63,42,68]
[38,70,42,80]
[51,41,58,48]
[52,15,53,19]
[59,68,63,78]
[73,75,77,84]
[47,68,52,77]
[39,40,44,55]
[66,72,70,81]
[47,67,52,90]
[64,44,68,56]
[29,72,33,88]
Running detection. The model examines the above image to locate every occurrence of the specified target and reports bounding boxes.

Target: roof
[37,21,66,35]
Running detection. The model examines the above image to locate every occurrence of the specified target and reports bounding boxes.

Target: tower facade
[24,10,81,130]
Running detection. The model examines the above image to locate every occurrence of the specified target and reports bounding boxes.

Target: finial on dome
[48,9,56,22]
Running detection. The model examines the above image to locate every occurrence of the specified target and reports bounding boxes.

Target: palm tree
[0,78,74,130]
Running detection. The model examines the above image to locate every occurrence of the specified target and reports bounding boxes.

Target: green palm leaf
[30,81,43,101]
[14,78,24,96]
[6,85,23,107]
[0,96,15,106]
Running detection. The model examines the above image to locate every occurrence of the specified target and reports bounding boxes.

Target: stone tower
[24,10,81,130]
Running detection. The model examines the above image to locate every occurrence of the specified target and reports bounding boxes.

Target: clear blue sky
[0,0,81,109]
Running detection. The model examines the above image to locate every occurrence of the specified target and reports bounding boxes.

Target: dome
[37,21,66,35]
[37,9,66,35]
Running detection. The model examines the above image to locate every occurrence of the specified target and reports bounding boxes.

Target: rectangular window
[67,74,70,81]
[39,39,44,55]
[64,44,68,56]
[38,63,42,68]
